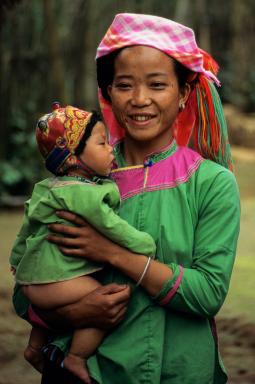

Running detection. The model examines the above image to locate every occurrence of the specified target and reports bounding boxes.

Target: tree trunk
[43,0,67,104]
[0,31,8,160]
[72,1,89,107]
[230,0,255,111]
[195,0,211,52]
[174,0,191,27]
[0,0,23,160]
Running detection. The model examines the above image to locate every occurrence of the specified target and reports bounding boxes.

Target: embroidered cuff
[153,264,184,305]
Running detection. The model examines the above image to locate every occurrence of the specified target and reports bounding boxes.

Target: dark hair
[96,48,193,101]
[96,50,122,102]
[75,111,102,156]
[172,60,193,88]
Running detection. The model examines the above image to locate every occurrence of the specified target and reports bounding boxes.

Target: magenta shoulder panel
[111,147,204,200]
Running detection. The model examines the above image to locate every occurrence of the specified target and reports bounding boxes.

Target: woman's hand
[47,210,122,264]
[35,283,131,330]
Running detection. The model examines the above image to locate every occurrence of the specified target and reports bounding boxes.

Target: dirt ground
[217,318,255,383]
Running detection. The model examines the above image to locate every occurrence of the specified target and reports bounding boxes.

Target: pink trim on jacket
[112,146,204,200]
[159,266,184,306]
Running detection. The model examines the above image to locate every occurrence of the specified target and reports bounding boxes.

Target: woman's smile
[126,113,157,126]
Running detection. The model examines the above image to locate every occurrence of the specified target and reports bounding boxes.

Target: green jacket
[12,142,240,384]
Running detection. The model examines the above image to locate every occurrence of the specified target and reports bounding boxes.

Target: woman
[14,13,240,384]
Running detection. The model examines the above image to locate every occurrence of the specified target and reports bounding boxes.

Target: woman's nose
[130,86,151,107]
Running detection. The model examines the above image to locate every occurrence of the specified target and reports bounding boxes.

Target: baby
[10,103,155,383]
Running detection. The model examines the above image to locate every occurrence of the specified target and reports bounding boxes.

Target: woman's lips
[126,114,157,126]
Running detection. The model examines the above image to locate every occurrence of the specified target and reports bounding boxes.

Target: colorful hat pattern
[36,104,92,175]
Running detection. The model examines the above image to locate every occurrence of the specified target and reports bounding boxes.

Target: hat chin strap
[75,156,98,179]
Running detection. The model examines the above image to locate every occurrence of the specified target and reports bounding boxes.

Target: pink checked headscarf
[96,13,233,170]
[96,13,219,85]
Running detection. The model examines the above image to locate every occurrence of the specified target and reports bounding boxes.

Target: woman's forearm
[110,248,173,297]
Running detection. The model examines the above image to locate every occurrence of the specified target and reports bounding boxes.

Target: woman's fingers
[82,284,131,326]
[104,284,131,304]
[58,247,85,256]
[56,210,87,226]
[47,233,80,247]
[102,285,131,325]
[112,306,128,323]
[100,283,130,296]
[48,223,80,237]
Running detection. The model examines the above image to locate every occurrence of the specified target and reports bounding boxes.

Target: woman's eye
[115,83,131,90]
[151,82,166,89]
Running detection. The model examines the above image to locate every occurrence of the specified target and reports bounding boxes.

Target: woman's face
[108,46,189,146]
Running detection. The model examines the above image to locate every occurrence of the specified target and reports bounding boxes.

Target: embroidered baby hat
[36,103,98,175]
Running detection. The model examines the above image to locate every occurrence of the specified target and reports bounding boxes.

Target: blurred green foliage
[0,129,38,196]
[0,101,47,198]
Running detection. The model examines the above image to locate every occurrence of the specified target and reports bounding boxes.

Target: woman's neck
[123,134,174,166]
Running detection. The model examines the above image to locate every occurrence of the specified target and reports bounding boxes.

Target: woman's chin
[126,131,155,143]
[124,125,158,142]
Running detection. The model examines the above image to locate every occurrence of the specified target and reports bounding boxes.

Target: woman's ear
[107,85,112,100]
[179,83,191,109]
[182,83,191,104]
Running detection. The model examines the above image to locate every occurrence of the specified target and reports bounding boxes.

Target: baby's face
[80,122,114,176]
